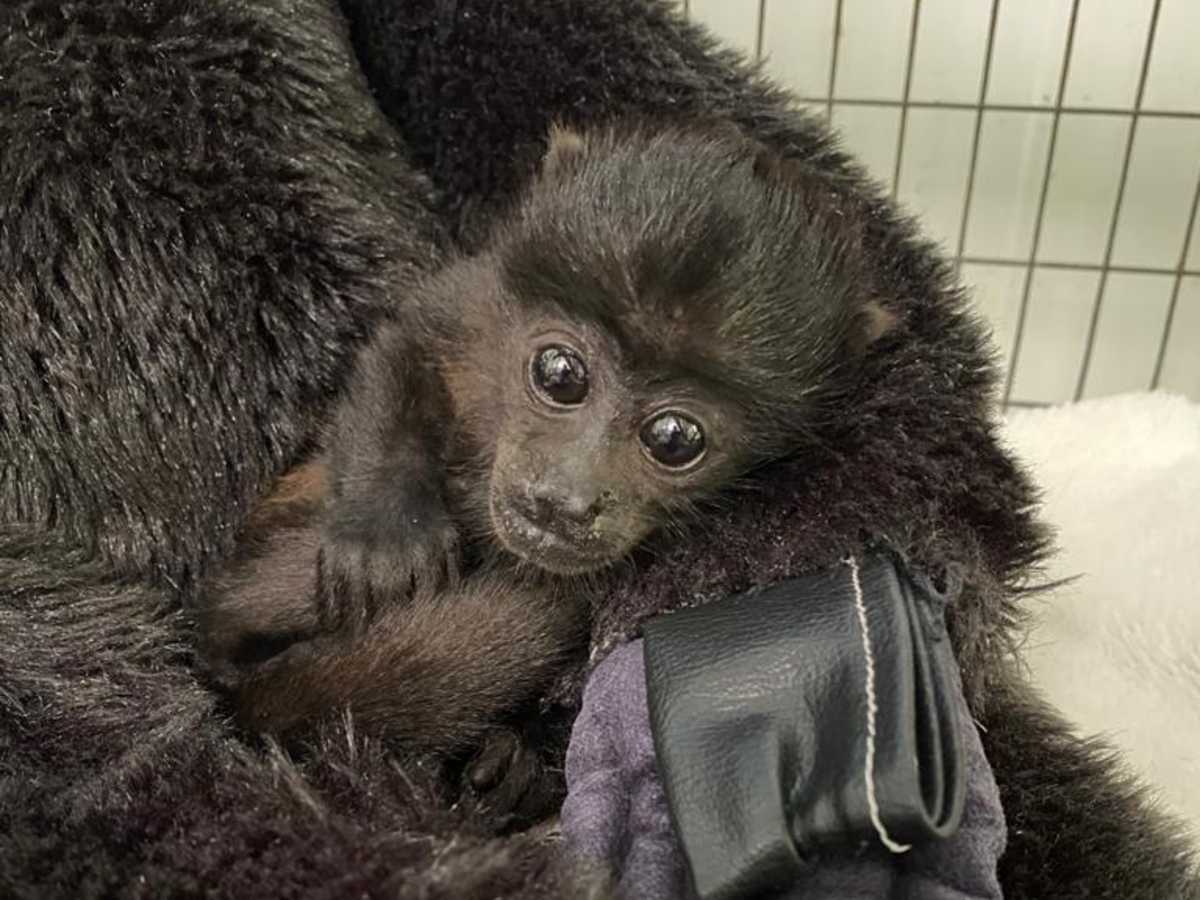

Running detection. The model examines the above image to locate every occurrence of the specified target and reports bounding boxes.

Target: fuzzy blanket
[1004,392,1200,837]
[2,2,1198,899]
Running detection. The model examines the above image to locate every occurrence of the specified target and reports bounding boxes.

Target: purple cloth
[561,640,1006,900]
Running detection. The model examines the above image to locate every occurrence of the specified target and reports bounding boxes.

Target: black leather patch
[642,551,966,900]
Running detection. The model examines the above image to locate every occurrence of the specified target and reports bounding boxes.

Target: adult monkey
[0,0,442,584]
[0,1,577,898]
[330,0,1199,896]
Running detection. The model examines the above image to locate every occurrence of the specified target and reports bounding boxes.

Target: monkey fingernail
[468,731,520,790]
[468,756,506,790]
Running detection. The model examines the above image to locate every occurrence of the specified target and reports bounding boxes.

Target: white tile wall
[1062,0,1155,109]
[895,108,976,252]
[682,0,1200,403]
[1142,0,1200,113]
[1081,273,1175,399]
[760,0,836,98]
[1189,204,1200,272]
[1009,269,1100,404]
[1037,115,1131,265]
[986,0,1073,107]
[961,263,1028,376]
[830,105,901,190]
[832,0,916,101]
[1158,278,1200,395]
[963,112,1054,259]
[908,0,991,104]
[1111,118,1200,270]
[687,0,759,58]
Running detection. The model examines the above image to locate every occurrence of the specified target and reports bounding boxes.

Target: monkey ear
[751,145,807,184]
[848,299,900,355]
[542,124,588,175]
[751,146,783,181]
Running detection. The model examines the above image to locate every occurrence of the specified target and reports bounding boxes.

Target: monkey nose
[524,485,597,528]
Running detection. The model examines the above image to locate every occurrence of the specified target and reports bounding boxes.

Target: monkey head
[422,122,896,575]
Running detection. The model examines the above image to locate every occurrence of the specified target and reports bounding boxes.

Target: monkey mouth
[491,505,611,575]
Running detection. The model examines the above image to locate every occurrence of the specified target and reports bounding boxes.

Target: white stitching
[846,554,912,854]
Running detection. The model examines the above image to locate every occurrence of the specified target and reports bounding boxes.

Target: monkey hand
[465,721,566,831]
[316,481,461,631]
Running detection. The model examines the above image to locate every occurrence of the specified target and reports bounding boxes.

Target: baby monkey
[201,120,896,809]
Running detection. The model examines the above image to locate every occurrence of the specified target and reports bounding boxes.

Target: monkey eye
[530,345,589,406]
[640,412,706,468]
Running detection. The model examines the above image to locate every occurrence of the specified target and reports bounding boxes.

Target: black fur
[0,528,586,898]
[0,0,441,587]
[1,1,1196,898]
[0,0,580,897]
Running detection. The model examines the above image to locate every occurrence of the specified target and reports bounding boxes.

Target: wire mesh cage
[678,0,1200,408]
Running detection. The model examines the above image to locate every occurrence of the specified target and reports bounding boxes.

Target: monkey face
[493,327,749,574]
[438,294,746,575]
[495,345,715,572]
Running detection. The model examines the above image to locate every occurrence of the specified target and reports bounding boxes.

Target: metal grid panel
[683,0,1200,406]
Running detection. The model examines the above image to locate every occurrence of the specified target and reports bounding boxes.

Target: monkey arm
[317,321,462,630]
[234,574,588,757]
[198,459,331,683]
[201,457,589,776]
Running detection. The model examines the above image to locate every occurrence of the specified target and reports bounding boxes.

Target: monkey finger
[315,543,370,631]
[429,537,465,594]
[507,760,564,826]
[468,728,521,791]
[437,522,463,586]
[440,550,462,591]
[477,754,534,819]
[467,732,563,830]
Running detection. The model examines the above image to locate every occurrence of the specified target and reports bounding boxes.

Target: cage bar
[826,0,843,121]
[1151,170,1200,388]
[1073,0,1164,401]
[952,0,1002,276]
[890,1,923,199]
[1002,0,1082,404]
[685,0,1198,406]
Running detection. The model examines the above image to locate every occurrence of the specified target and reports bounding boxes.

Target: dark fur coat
[1,1,1196,898]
